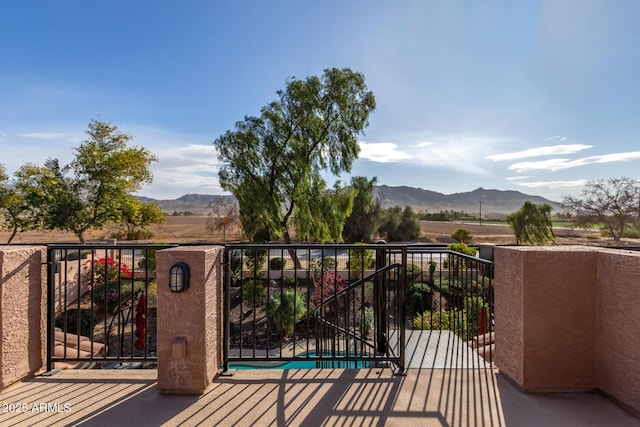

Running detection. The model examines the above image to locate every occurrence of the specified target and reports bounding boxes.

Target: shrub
[83,256,131,288]
[412,296,488,341]
[360,307,374,337]
[229,249,243,285]
[349,245,374,280]
[244,248,267,277]
[269,257,285,270]
[447,243,477,257]
[406,282,433,315]
[267,289,307,337]
[451,228,472,243]
[91,280,147,309]
[406,264,422,281]
[446,243,477,273]
[312,270,348,321]
[242,279,265,306]
[311,256,337,280]
[56,308,96,337]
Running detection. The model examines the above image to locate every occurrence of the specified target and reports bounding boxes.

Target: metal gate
[46,243,175,371]
[222,244,494,373]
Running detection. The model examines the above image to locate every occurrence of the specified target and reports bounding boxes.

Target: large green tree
[15,120,157,243]
[114,196,166,240]
[562,177,640,241]
[379,205,421,242]
[506,201,555,245]
[214,67,376,244]
[0,164,40,243]
[342,176,382,242]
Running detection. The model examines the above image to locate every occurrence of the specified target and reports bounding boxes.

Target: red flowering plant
[82,256,132,288]
[312,269,347,315]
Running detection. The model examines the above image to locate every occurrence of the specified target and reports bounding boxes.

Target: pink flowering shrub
[312,269,347,314]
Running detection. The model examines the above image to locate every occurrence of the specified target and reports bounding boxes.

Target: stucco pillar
[156,246,224,394]
[495,246,599,392]
[0,246,47,389]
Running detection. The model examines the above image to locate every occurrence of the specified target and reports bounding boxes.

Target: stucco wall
[0,246,46,389]
[496,245,640,414]
[156,246,223,394]
[597,250,640,412]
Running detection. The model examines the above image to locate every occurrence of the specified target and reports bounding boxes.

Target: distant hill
[137,194,236,215]
[375,186,562,217]
[139,186,562,217]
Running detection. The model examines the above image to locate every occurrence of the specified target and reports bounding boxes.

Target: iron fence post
[46,247,55,373]
[375,241,387,354]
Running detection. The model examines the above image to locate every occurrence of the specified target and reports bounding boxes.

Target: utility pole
[479,201,482,225]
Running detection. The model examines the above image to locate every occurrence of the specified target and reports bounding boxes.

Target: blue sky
[2,1,639,203]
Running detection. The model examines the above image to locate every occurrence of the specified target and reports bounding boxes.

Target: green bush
[406,263,422,281]
[360,307,374,337]
[267,289,307,337]
[451,228,472,243]
[413,308,463,332]
[269,257,285,270]
[91,280,147,309]
[244,248,267,277]
[406,282,433,315]
[349,245,374,280]
[412,296,488,341]
[56,308,96,337]
[242,279,265,306]
[311,256,337,280]
[229,249,243,285]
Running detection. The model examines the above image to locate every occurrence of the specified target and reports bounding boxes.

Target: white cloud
[515,179,589,189]
[487,144,592,161]
[359,135,505,175]
[358,142,413,163]
[509,151,640,172]
[17,132,67,140]
[506,176,531,181]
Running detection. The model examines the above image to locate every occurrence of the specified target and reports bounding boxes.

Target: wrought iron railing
[223,243,494,372]
[46,243,175,370]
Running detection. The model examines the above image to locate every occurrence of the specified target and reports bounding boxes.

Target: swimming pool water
[228,354,371,370]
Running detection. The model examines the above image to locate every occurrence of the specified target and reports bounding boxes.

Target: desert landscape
[1,216,634,247]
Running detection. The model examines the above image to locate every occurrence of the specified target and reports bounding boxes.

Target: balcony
[0,244,638,426]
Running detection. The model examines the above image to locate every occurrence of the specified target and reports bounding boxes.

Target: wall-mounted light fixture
[169,262,190,293]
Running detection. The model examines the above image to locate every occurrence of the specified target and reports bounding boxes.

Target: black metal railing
[222,244,405,371]
[46,243,175,370]
[223,244,494,372]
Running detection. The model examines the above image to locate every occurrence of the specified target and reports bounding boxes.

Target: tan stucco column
[156,246,224,394]
[0,246,46,389]
[495,245,600,392]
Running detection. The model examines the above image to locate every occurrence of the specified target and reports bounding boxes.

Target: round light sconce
[169,262,190,293]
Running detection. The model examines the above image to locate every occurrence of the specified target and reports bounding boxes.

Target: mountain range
[139,186,562,218]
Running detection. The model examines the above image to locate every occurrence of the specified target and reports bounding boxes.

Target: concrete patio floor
[1,367,638,427]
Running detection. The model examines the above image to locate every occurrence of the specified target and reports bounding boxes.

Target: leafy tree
[451,228,472,243]
[214,67,376,245]
[379,205,421,242]
[113,196,166,240]
[562,177,640,241]
[14,119,157,243]
[506,201,555,245]
[342,176,382,242]
[1,164,43,243]
[294,182,355,243]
